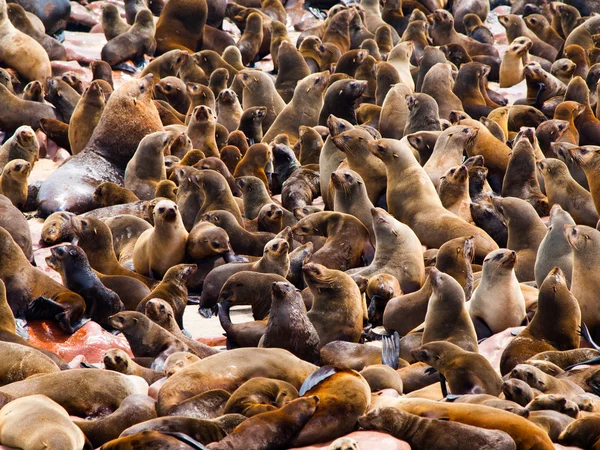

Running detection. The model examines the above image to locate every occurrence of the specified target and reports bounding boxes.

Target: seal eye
[158,207,165,213]
[139,84,146,93]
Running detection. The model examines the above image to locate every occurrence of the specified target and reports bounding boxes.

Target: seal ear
[133,317,139,323]
[69,249,77,256]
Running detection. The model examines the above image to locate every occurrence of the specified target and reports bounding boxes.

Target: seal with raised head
[38,75,163,216]
[133,199,188,279]
[369,138,497,262]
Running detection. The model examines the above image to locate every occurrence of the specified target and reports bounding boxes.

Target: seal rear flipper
[382,331,400,369]
[299,366,338,396]
[15,318,29,340]
[79,361,99,369]
[26,296,65,321]
[565,356,600,371]
[223,250,248,263]
[579,322,600,350]
[160,432,208,450]
[111,62,138,74]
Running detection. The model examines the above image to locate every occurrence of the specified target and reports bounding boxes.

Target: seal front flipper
[79,361,100,369]
[111,62,138,74]
[223,250,248,263]
[382,331,400,369]
[579,322,600,350]
[472,316,494,340]
[161,432,208,450]
[188,295,201,305]
[198,306,216,318]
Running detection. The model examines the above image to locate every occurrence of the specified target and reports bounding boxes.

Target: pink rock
[479,327,523,371]
[27,320,132,364]
[289,431,410,450]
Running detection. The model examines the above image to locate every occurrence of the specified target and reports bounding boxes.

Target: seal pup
[132,199,188,279]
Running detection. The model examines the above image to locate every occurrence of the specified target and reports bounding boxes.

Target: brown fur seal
[136,264,196,328]
[218,271,288,320]
[500,267,581,375]
[567,145,600,216]
[145,299,218,358]
[157,347,317,415]
[565,224,600,339]
[109,311,188,369]
[238,70,285,133]
[38,75,163,216]
[46,244,125,328]
[383,236,474,335]
[0,341,60,385]
[349,208,424,293]
[534,204,575,288]
[0,85,58,135]
[491,196,547,282]
[287,366,370,447]
[101,3,130,41]
[236,12,263,66]
[510,364,585,398]
[133,199,188,279]
[262,71,330,145]
[331,128,387,205]
[0,227,87,333]
[94,182,140,206]
[194,169,243,225]
[74,394,157,448]
[538,158,598,226]
[501,134,549,216]
[233,143,271,188]
[0,159,30,209]
[422,267,478,352]
[101,9,156,67]
[372,396,554,449]
[71,216,155,288]
[203,210,274,256]
[0,0,51,82]
[208,396,319,450]
[359,407,516,450]
[223,377,298,417]
[0,369,148,417]
[467,249,526,338]
[259,281,320,364]
[198,237,290,310]
[303,262,363,348]
[292,211,371,271]
[155,0,207,54]
[439,164,473,223]
[0,395,87,449]
[124,131,169,200]
[331,168,375,239]
[0,125,38,171]
[369,138,497,262]
[103,349,164,384]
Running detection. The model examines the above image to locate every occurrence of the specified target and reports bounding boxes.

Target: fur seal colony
[1,0,600,447]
